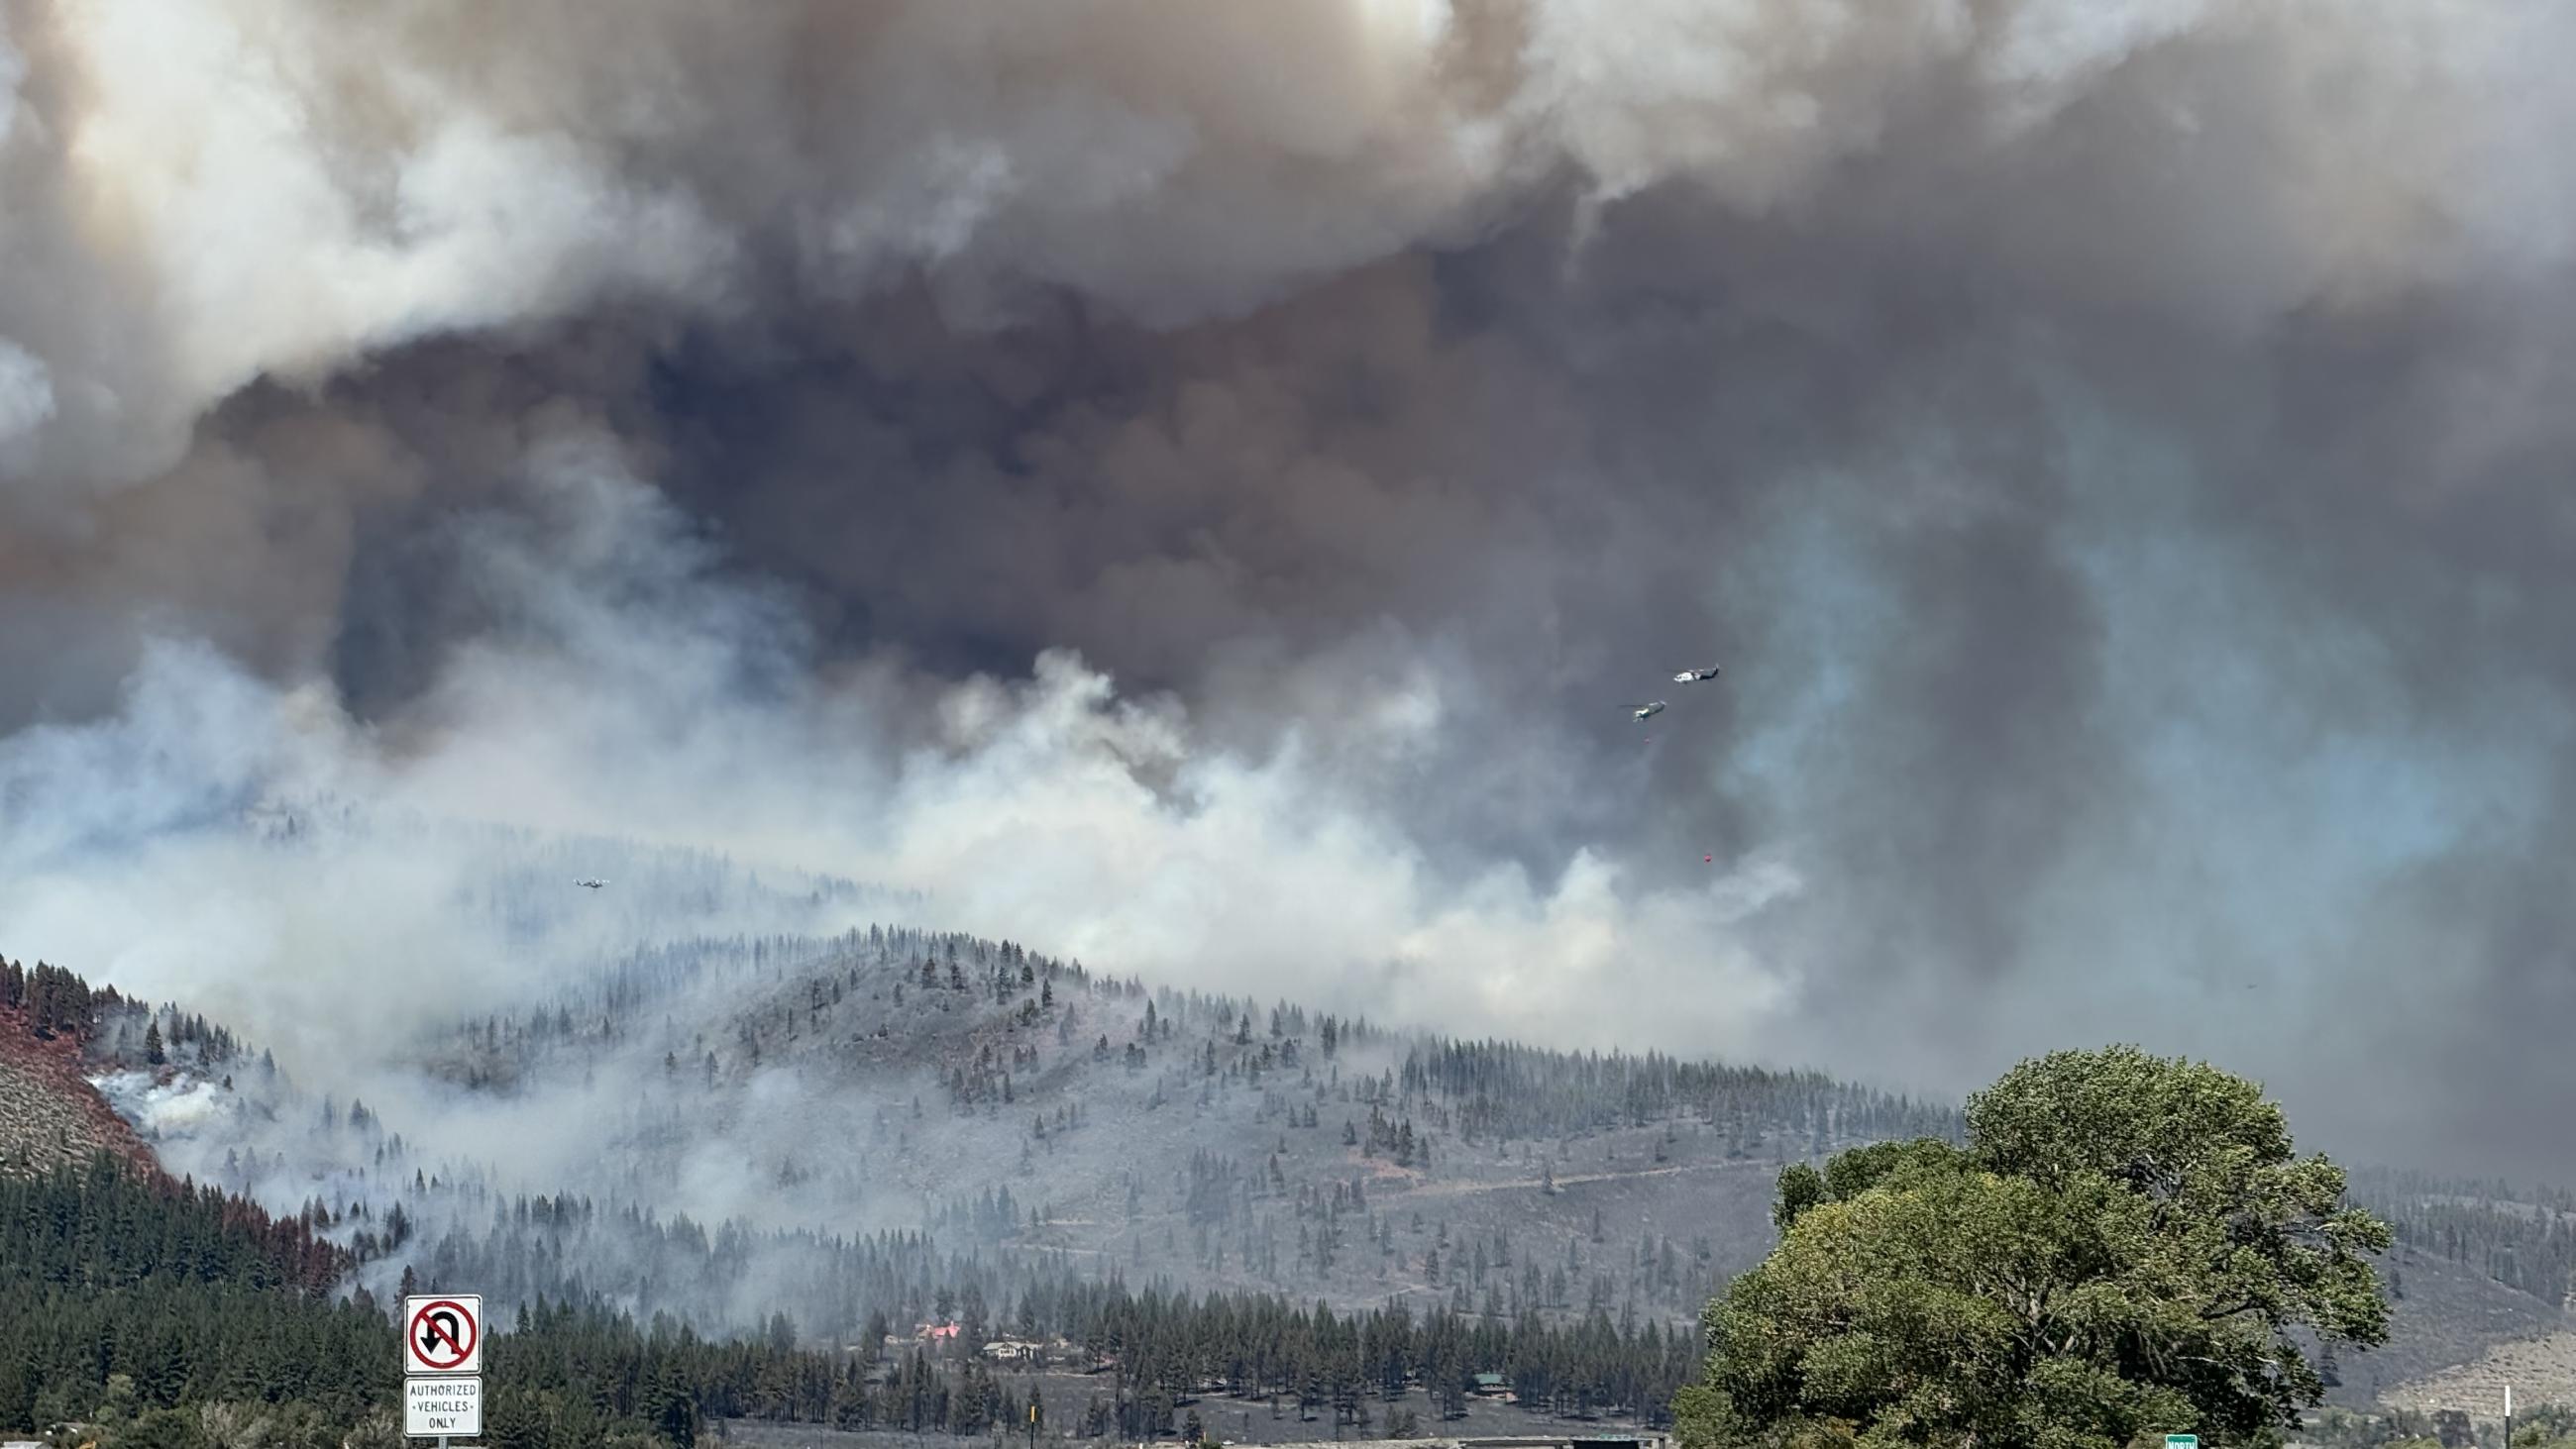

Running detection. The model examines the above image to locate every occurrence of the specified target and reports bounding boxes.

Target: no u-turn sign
[404,1295,483,1376]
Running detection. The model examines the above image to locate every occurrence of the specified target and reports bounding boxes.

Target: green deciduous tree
[1676,1046,2391,1449]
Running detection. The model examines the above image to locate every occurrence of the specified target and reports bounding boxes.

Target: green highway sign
[2165,1437,2198,1449]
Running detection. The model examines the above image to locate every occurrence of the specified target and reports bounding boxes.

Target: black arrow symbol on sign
[418,1309,464,1359]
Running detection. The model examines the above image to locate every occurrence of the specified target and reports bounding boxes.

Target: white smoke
[0,337,51,450]
[7,0,2576,1182]
[0,435,1806,1104]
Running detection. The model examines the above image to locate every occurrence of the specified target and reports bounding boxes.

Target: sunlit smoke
[6,0,2576,1184]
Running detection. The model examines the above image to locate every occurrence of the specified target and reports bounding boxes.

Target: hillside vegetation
[117,923,1955,1338]
[0,961,161,1180]
[17,817,2576,1432]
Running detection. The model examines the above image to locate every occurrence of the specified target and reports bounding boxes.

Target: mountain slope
[44,902,2576,1416]
[2325,1247,2567,1409]
[0,976,158,1181]
[2330,1170,2576,1413]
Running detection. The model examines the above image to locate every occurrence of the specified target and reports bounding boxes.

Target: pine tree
[647,1357,700,1449]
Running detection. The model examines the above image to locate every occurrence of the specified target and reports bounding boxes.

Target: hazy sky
[5,0,2576,1180]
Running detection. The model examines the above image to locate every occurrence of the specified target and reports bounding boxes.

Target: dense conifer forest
[0,1150,1704,1447]
[3,953,1708,1444]
[19,941,2576,1443]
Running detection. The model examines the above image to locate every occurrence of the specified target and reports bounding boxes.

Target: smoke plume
[7,0,2576,1180]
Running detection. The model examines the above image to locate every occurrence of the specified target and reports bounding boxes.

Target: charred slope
[2321,1247,2566,1410]
[0,961,160,1180]
[2321,1168,2576,1411]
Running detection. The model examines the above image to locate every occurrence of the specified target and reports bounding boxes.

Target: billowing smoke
[0,447,1799,1081]
[7,0,2576,1181]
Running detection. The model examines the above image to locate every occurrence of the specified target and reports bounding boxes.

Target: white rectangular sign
[403,1295,483,1375]
[405,1376,482,1438]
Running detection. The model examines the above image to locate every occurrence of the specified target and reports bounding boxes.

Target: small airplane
[575,879,609,889]
[1672,664,1723,683]
[1632,701,1666,722]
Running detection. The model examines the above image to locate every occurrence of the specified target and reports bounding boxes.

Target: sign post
[404,1294,483,1444]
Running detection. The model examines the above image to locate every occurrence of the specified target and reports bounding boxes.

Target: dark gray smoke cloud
[5,0,2575,1179]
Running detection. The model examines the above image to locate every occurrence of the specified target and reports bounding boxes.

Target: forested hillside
[1,961,161,1180]
[3,1152,771,1446]
[4,947,1713,1444]
[0,1146,1707,1446]
[86,920,1960,1349]
[23,857,2576,1430]
[2352,1166,2576,1309]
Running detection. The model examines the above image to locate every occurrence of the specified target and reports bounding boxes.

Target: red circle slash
[408,1298,478,1370]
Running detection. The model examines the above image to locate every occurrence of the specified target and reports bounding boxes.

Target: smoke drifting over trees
[6,0,2576,1179]
[59,854,1957,1343]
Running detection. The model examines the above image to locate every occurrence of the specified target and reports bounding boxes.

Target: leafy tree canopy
[1678,1046,2392,1449]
